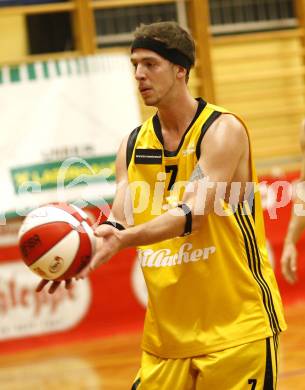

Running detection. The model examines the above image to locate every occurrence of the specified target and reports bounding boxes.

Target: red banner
[0,173,304,354]
[260,172,305,305]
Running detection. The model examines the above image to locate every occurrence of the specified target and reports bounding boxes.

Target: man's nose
[135,64,146,80]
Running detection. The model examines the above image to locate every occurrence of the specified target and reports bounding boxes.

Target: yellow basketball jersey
[127,98,286,358]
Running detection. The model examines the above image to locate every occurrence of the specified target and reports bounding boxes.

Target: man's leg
[131,351,196,390]
[193,336,279,390]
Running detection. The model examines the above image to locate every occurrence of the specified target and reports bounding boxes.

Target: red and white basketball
[18,203,96,281]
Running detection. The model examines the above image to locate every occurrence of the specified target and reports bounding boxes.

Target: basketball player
[281,121,305,284]
[38,22,286,389]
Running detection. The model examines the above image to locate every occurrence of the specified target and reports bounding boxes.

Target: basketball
[18,203,96,281]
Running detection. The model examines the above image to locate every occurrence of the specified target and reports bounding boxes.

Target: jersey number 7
[165,165,178,191]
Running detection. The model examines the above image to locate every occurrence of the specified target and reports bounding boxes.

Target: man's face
[130,49,177,107]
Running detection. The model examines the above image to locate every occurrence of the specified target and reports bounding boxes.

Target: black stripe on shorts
[263,338,273,390]
[131,378,141,390]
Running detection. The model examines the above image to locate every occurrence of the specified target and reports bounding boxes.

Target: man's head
[131,21,195,80]
[130,22,195,107]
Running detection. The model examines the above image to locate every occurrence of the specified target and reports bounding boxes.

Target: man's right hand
[36,279,73,294]
[281,242,297,284]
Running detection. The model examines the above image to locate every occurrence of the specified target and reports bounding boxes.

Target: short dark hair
[133,21,195,69]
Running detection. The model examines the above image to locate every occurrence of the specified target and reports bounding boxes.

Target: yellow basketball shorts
[131,336,279,390]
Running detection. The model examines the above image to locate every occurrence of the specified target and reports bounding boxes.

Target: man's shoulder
[125,115,157,167]
[201,111,248,153]
[204,101,244,121]
[128,124,142,138]
[203,102,248,136]
[127,114,156,140]
[205,101,234,115]
[128,114,154,135]
[213,113,245,130]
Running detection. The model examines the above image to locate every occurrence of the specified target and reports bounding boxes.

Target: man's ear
[176,65,187,80]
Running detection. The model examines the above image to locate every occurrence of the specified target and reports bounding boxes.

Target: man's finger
[65,279,73,289]
[289,267,297,284]
[287,272,296,284]
[76,253,102,279]
[75,263,91,279]
[291,256,297,273]
[36,279,49,292]
[284,262,296,284]
[287,253,297,284]
[48,281,61,294]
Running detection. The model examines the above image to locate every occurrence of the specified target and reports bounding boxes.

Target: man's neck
[157,92,198,136]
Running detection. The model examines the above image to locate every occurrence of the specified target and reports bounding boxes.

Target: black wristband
[177,204,192,236]
[101,221,125,231]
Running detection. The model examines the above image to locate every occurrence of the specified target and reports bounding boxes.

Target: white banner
[0,54,141,223]
[0,261,91,340]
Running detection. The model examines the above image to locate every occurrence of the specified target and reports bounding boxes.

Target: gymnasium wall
[0,14,27,61]
[212,30,305,172]
[136,29,305,174]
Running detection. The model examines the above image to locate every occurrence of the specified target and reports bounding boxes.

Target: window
[94,3,178,47]
[209,0,295,35]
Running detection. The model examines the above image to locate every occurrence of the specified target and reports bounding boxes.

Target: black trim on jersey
[247,190,256,222]
[273,334,279,388]
[131,378,141,390]
[234,203,281,335]
[242,208,281,333]
[153,98,207,157]
[195,110,222,160]
[234,205,273,332]
[235,204,281,334]
[263,338,274,390]
[126,126,141,168]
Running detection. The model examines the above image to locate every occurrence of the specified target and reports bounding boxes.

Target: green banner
[10,155,116,193]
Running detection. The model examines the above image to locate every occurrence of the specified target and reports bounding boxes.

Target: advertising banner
[0,173,305,354]
[0,54,141,221]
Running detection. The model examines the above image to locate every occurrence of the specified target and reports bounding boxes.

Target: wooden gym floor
[0,302,304,390]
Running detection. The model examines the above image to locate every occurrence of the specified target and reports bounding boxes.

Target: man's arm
[281,121,305,284]
[104,135,130,227]
[78,114,249,276]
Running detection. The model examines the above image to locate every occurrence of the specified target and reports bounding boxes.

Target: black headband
[131,37,193,71]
